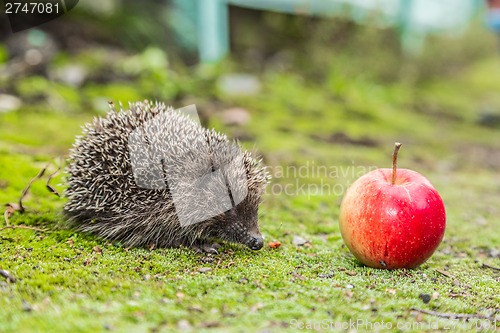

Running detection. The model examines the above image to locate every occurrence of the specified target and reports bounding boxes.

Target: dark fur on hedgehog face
[206,192,264,250]
[199,152,268,250]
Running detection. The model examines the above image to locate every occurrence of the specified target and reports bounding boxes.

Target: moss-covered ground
[1,22,499,333]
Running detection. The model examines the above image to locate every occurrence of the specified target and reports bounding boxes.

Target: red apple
[339,143,446,269]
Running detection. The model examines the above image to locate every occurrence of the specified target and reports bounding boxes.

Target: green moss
[1,40,500,333]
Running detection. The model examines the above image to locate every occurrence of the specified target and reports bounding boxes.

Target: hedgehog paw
[192,242,221,254]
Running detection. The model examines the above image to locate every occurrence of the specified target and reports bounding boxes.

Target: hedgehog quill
[64,101,270,253]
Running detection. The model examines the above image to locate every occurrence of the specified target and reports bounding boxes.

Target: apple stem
[392,142,402,185]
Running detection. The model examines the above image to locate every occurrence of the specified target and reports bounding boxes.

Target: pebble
[51,64,87,87]
[177,319,192,330]
[219,107,250,126]
[419,293,431,304]
[477,112,500,128]
[0,94,22,113]
[292,235,308,246]
[217,73,261,96]
[198,267,212,273]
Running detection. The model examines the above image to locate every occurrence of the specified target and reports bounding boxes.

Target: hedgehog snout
[247,234,264,250]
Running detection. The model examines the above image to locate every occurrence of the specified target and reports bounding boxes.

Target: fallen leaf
[188,305,203,313]
[269,241,282,249]
[0,269,16,283]
[22,299,33,312]
[292,271,305,281]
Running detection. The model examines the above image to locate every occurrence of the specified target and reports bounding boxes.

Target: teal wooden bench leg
[197,0,229,63]
[169,0,198,52]
[398,0,422,55]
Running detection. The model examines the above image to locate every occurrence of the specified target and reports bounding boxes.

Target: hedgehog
[64,101,270,253]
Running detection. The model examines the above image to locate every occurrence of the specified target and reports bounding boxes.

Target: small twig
[46,161,62,197]
[435,269,454,278]
[482,263,500,272]
[4,205,14,226]
[0,269,16,283]
[411,308,498,321]
[0,225,47,232]
[2,204,47,233]
[19,164,50,213]
[2,161,61,234]
[449,293,471,298]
